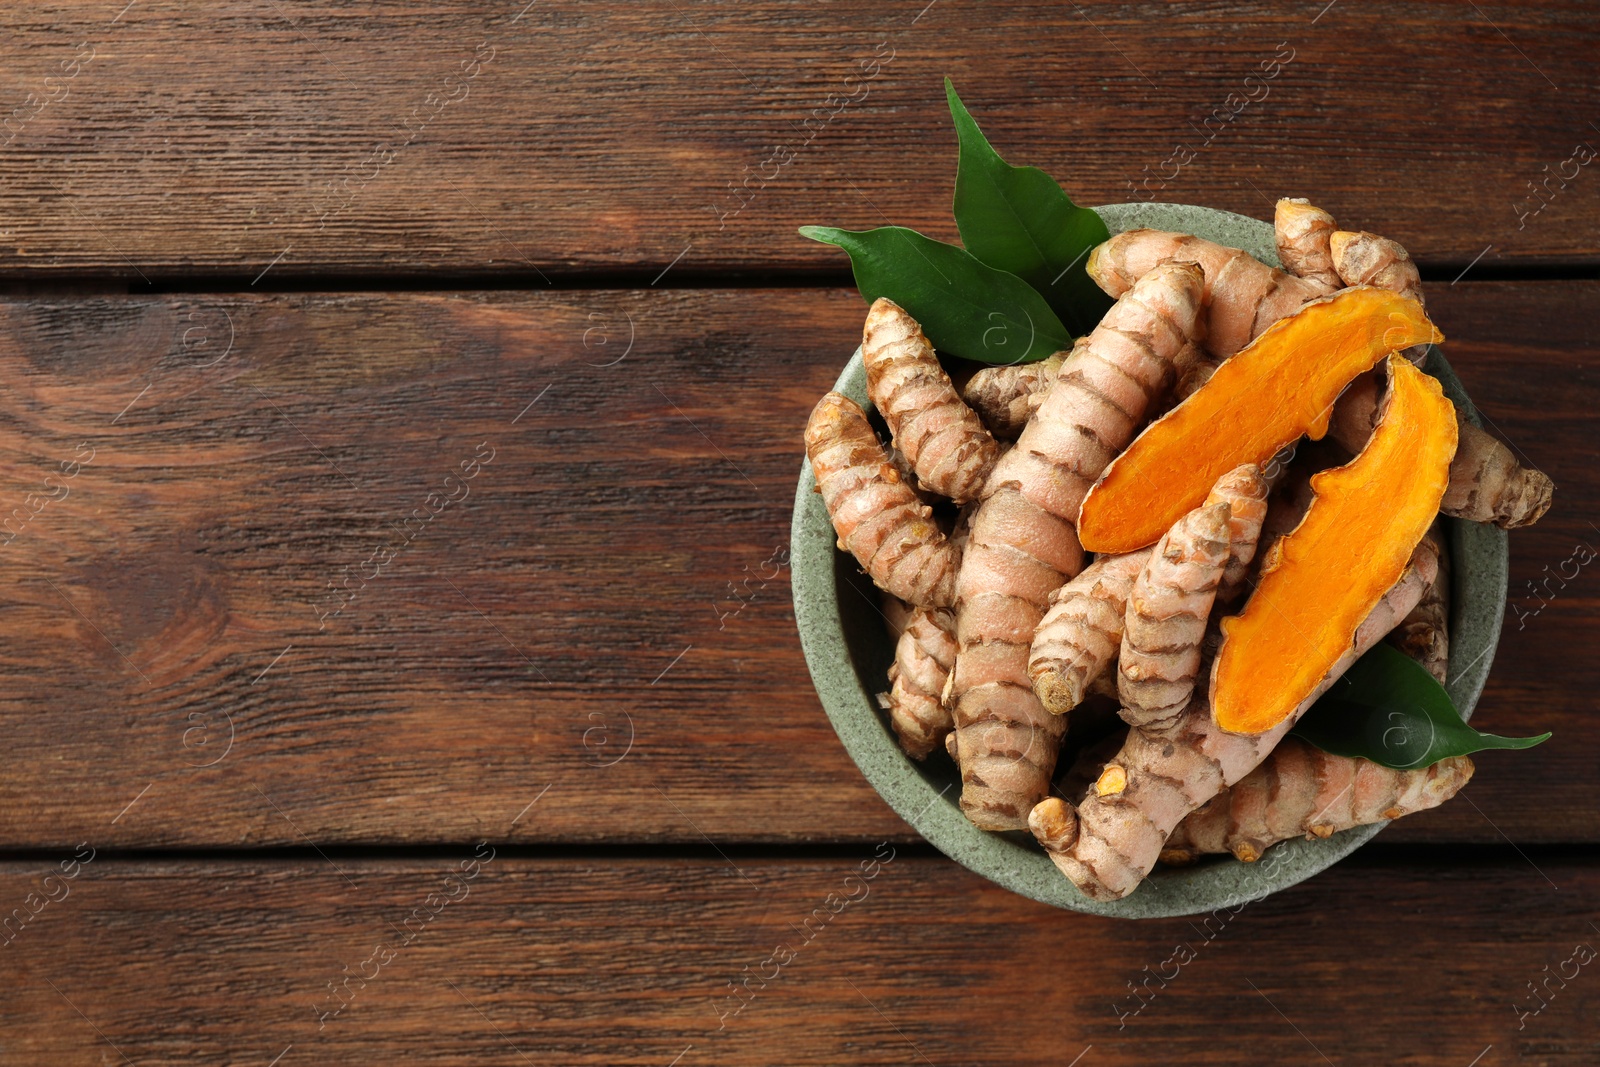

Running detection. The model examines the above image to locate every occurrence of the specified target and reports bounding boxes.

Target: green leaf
[945,78,1113,336]
[1291,644,1549,770]
[799,224,1070,365]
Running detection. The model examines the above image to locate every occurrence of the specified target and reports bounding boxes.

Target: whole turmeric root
[1274,199,1341,292]
[1086,229,1324,358]
[951,261,1205,830]
[1440,425,1555,528]
[1029,537,1439,900]
[1387,526,1451,684]
[805,392,960,608]
[1329,228,1430,364]
[1117,501,1232,734]
[878,607,958,760]
[1207,464,1270,606]
[959,353,1064,440]
[863,298,1001,504]
[948,486,1082,827]
[1028,551,1150,716]
[1330,230,1422,305]
[1160,737,1474,864]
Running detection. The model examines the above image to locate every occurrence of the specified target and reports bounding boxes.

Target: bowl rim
[791,201,1509,918]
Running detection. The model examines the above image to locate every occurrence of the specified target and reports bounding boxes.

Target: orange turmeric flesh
[1076,286,1442,554]
[1210,355,1458,735]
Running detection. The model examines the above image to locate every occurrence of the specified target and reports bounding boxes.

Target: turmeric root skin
[950,487,1081,830]
[1274,199,1341,292]
[1206,464,1270,606]
[1028,551,1150,716]
[1387,526,1451,684]
[863,298,1001,504]
[1441,423,1555,528]
[805,392,960,608]
[1330,230,1423,305]
[878,607,958,760]
[1117,501,1232,734]
[1086,229,1325,358]
[960,354,1063,440]
[1160,738,1474,864]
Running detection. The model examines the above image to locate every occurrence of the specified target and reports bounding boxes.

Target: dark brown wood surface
[2,2,1597,1063]
[0,2,1597,280]
[0,852,1594,1065]
[0,283,1590,850]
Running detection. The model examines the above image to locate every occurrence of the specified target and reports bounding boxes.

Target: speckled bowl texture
[791,202,1508,918]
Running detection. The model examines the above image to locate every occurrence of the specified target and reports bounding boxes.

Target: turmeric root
[1212,356,1457,735]
[1207,464,1270,606]
[1029,537,1439,900]
[1441,425,1554,528]
[1160,738,1474,864]
[1387,525,1451,684]
[950,261,1205,830]
[1174,354,1222,404]
[878,607,958,759]
[1274,199,1341,292]
[805,392,960,608]
[959,353,1064,440]
[1329,228,1431,364]
[1028,551,1150,716]
[1330,230,1422,305]
[1078,286,1442,554]
[1086,229,1325,358]
[863,298,1001,504]
[881,592,915,643]
[1117,501,1232,734]
[948,486,1082,828]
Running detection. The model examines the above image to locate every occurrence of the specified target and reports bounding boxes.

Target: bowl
[791,202,1508,918]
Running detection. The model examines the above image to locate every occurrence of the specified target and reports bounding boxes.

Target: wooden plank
[0,853,1593,1063]
[0,283,1589,848]
[0,2,1597,278]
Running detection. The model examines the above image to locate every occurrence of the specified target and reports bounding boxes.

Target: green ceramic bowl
[792,202,1508,918]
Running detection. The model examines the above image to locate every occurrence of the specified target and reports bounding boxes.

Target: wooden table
[0,3,1595,1063]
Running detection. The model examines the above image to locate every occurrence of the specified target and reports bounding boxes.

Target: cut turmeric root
[1211,356,1458,735]
[1160,738,1474,864]
[863,298,1001,504]
[1077,286,1442,554]
[805,392,960,608]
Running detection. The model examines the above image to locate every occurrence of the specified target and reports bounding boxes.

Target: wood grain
[0,2,1596,280]
[0,283,1588,848]
[0,852,1593,1064]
